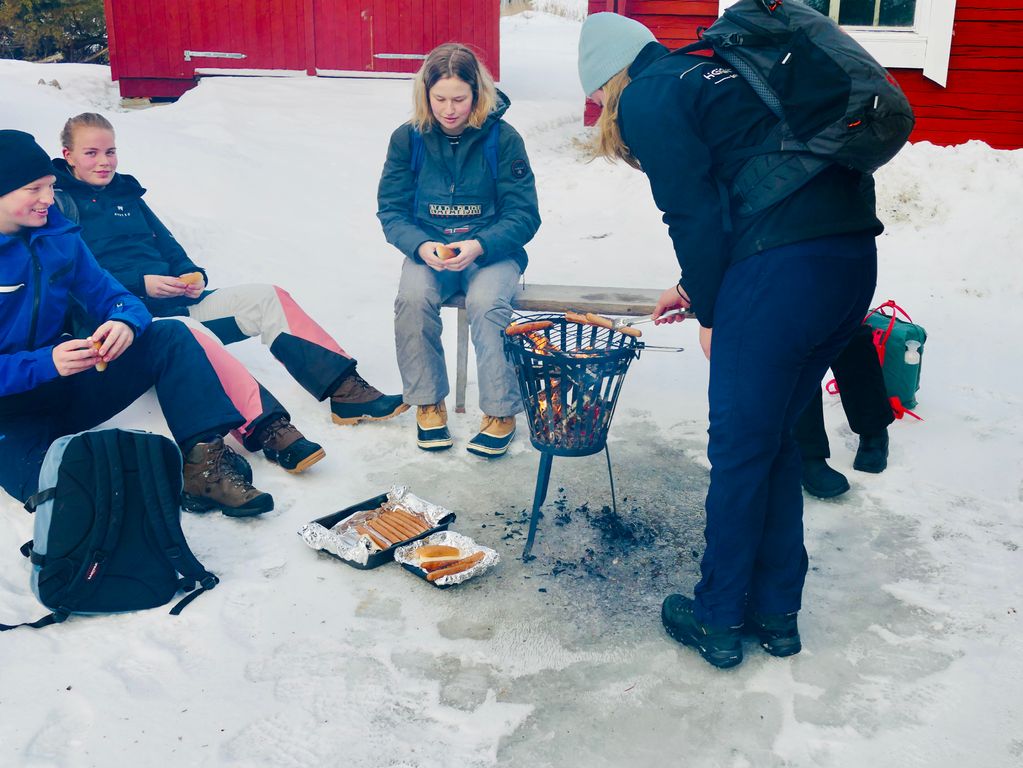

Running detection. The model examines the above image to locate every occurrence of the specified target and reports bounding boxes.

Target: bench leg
[455,307,468,414]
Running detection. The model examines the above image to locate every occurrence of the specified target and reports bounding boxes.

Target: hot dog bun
[435,244,456,260]
[91,340,107,372]
[180,271,204,286]
[426,551,485,582]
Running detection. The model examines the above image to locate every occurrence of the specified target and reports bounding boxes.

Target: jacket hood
[0,205,78,252]
[51,157,146,198]
[484,89,511,129]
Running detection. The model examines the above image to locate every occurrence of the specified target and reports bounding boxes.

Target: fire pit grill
[503,313,643,559]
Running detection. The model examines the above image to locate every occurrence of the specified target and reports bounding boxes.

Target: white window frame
[717,0,957,86]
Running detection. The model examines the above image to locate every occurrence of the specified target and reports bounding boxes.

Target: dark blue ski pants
[693,232,878,627]
[0,321,243,503]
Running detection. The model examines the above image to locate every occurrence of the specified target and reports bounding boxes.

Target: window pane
[879,0,916,26]
[801,0,916,28]
[838,0,875,25]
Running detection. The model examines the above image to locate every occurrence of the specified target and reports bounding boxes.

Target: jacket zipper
[28,253,42,350]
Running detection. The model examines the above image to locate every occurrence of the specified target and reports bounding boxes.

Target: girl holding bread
[578,13,883,668]
[377,43,540,457]
[53,113,408,474]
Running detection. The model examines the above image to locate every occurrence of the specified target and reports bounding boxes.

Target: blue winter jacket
[0,208,152,399]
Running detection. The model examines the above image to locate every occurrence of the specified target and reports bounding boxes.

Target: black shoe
[744,610,802,657]
[801,458,850,499]
[259,417,325,474]
[661,594,743,669]
[853,429,889,473]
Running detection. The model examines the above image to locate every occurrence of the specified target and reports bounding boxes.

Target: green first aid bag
[863,300,927,410]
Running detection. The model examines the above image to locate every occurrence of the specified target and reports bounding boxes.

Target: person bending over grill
[51,113,408,474]
[0,130,272,517]
[377,43,540,457]
[578,13,884,668]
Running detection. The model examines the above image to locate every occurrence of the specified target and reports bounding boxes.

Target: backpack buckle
[200,575,219,591]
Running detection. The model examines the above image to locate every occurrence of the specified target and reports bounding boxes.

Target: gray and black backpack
[678,0,915,215]
[1,429,218,631]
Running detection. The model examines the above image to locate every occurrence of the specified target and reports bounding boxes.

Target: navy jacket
[377,91,540,272]
[52,159,206,317]
[0,209,151,399]
[619,43,883,327]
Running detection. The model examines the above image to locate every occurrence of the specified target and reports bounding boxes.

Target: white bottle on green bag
[904,340,921,365]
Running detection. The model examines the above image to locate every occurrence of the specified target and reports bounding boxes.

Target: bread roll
[180,272,204,286]
[435,244,456,260]
[91,340,107,372]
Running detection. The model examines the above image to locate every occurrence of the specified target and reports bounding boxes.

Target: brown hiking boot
[183,438,274,517]
[331,371,409,425]
[416,402,453,450]
[258,416,325,474]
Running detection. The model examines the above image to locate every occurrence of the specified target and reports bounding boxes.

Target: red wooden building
[103,0,500,99]
[587,0,1023,149]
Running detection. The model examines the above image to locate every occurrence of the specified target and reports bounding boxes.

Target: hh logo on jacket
[113,205,131,218]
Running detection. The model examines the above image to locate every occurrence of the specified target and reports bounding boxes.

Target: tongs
[575,312,686,352]
[612,309,688,330]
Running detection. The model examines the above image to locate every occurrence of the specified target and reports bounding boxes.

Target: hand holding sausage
[90,320,135,365]
[52,338,101,377]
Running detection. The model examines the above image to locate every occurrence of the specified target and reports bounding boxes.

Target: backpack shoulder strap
[483,121,501,180]
[53,189,80,224]
[410,128,425,178]
[135,434,218,612]
[44,430,127,619]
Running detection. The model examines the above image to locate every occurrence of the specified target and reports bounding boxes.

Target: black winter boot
[661,594,743,669]
[801,458,850,499]
[853,428,889,473]
[258,417,325,474]
[744,610,802,657]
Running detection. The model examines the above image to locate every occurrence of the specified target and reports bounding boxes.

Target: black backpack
[1,429,218,631]
[679,0,915,216]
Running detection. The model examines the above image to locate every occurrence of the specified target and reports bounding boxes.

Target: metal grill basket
[503,313,642,458]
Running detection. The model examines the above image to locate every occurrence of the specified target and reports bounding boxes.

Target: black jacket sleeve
[619,80,728,328]
[472,123,540,266]
[138,201,207,283]
[377,125,436,261]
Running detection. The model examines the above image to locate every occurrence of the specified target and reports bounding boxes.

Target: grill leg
[523,451,554,561]
[604,443,618,517]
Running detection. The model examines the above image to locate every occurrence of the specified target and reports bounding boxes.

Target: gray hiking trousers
[394,258,522,417]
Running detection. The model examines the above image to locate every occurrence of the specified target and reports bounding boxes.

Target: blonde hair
[411,44,497,133]
[60,112,115,150]
[592,69,640,170]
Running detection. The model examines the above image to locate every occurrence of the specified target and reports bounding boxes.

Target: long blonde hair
[592,69,640,170]
[411,44,497,133]
[60,112,114,149]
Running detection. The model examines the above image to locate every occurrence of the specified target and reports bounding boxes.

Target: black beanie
[0,130,56,197]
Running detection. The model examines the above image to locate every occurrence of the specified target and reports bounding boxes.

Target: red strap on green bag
[864,300,914,366]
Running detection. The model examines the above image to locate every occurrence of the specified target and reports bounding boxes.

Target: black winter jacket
[619,43,883,327]
[51,159,206,317]
[377,91,540,272]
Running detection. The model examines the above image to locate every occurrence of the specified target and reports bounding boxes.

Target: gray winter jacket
[377,91,540,272]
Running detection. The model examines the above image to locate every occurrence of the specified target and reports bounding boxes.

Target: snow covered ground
[1,9,1021,768]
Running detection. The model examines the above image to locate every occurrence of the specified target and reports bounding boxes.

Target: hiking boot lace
[258,416,299,451]
[203,442,249,489]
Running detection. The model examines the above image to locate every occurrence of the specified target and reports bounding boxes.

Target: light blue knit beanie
[578,12,657,97]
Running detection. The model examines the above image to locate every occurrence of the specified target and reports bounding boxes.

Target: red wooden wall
[586,0,1023,149]
[104,0,499,98]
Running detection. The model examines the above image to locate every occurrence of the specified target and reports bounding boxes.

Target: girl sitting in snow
[53,113,408,474]
[377,43,540,457]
